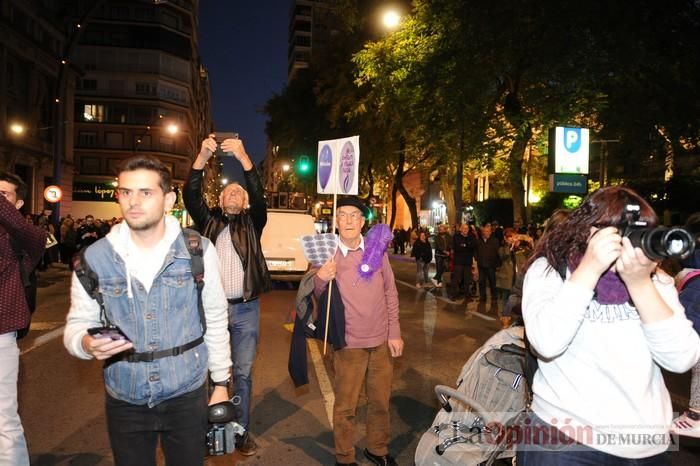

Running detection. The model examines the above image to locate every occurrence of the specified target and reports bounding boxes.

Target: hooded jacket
[183,167,271,301]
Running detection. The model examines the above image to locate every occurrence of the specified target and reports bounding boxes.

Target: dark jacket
[452,231,476,265]
[289,271,346,387]
[434,232,451,257]
[183,167,271,301]
[411,239,433,263]
[0,196,47,335]
[476,235,501,268]
[679,267,700,335]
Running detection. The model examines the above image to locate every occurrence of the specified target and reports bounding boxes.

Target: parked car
[261,209,316,281]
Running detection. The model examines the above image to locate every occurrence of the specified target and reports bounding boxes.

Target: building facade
[0,0,69,215]
[69,0,212,220]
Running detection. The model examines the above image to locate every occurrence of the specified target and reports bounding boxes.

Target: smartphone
[87,325,130,341]
[214,132,239,157]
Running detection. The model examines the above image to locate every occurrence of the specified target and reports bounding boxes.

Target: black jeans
[478,266,497,299]
[434,255,448,283]
[106,383,208,466]
[449,259,473,298]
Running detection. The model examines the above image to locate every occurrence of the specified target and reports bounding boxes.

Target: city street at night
[17,258,700,465]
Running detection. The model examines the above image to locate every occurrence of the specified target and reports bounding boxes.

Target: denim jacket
[86,234,207,406]
[65,217,231,407]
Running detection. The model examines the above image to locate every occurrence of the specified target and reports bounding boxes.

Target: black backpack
[72,228,208,363]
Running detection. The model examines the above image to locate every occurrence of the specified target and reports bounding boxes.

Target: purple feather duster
[359,224,393,280]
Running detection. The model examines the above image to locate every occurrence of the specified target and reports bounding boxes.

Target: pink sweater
[314,249,401,348]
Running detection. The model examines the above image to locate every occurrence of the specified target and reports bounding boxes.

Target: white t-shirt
[523,257,700,458]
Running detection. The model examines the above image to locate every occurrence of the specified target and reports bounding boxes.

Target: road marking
[20,326,64,356]
[307,339,335,428]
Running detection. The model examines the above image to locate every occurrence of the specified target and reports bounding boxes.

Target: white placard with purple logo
[316,136,360,195]
[300,233,338,267]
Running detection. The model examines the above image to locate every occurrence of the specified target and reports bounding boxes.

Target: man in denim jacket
[64,156,231,466]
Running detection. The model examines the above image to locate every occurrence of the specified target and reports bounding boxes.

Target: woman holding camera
[517,186,700,465]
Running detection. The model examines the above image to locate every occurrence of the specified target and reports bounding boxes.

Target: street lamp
[282,163,290,172]
[9,123,25,136]
[382,10,401,29]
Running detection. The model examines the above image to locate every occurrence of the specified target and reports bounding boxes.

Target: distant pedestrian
[411,231,433,288]
[432,224,451,287]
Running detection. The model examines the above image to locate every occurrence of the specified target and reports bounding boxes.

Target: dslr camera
[206,400,245,456]
[616,204,696,261]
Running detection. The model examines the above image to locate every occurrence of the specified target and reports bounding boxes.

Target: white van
[261,209,317,281]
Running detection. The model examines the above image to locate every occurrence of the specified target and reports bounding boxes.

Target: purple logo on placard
[318,144,333,190]
[339,141,355,193]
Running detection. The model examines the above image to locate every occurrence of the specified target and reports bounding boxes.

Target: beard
[124,214,162,232]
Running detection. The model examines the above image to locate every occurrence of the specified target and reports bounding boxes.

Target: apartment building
[70,0,212,219]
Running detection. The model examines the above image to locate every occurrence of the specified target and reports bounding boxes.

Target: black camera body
[206,400,244,456]
[617,204,695,261]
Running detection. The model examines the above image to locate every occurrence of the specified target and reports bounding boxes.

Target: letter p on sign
[564,127,582,153]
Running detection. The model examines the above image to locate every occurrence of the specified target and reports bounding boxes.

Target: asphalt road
[16,259,700,465]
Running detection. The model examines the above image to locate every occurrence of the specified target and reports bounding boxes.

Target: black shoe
[364,448,397,466]
[235,431,258,456]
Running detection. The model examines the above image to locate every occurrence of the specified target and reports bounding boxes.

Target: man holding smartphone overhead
[183,133,271,456]
[64,156,232,466]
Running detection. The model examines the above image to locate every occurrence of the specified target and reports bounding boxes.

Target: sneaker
[364,448,398,466]
[235,431,258,456]
[672,410,700,437]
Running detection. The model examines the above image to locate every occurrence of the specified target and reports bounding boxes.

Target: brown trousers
[332,343,393,463]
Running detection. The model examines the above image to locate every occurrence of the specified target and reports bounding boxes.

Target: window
[135,82,156,96]
[80,157,101,174]
[83,104,104,122]
[295,35,311,46]
[159,136,174,153]
[78,131,97,147]
[105,132,124,148]
[81,79,97,90]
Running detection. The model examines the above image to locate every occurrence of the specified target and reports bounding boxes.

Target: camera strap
[74,228,208,362]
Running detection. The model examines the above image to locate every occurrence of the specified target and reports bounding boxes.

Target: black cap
[336,196,370,217]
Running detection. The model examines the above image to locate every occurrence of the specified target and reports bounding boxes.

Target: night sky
[198,0,291,179]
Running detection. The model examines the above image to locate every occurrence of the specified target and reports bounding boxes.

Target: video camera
[617,204,696,261]
[206,400,245,456]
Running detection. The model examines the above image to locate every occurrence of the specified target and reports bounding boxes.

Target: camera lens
[628,226,695,261]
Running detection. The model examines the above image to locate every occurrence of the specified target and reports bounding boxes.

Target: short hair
[119,156,172,193]
[0,172,28,200]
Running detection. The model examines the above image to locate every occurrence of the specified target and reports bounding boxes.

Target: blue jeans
[228,299,260,429]
[516,413,671,466]
[105,383,207,466]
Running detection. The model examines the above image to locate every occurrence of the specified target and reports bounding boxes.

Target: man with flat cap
[314,195,403,466]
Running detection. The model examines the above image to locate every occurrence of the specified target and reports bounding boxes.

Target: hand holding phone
[87,325,130,341]
[214,132,239,157]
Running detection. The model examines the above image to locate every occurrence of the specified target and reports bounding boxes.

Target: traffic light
[298,155,311,174]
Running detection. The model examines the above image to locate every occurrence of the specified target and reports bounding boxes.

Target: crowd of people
[401,217,541,328]
[2,146,700,466]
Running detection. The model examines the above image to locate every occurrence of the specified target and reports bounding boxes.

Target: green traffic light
[298,155,311,174]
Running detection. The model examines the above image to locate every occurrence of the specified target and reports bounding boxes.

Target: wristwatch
[211,377,230,387]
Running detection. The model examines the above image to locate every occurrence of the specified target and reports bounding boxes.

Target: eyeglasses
[337,212,363,221]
